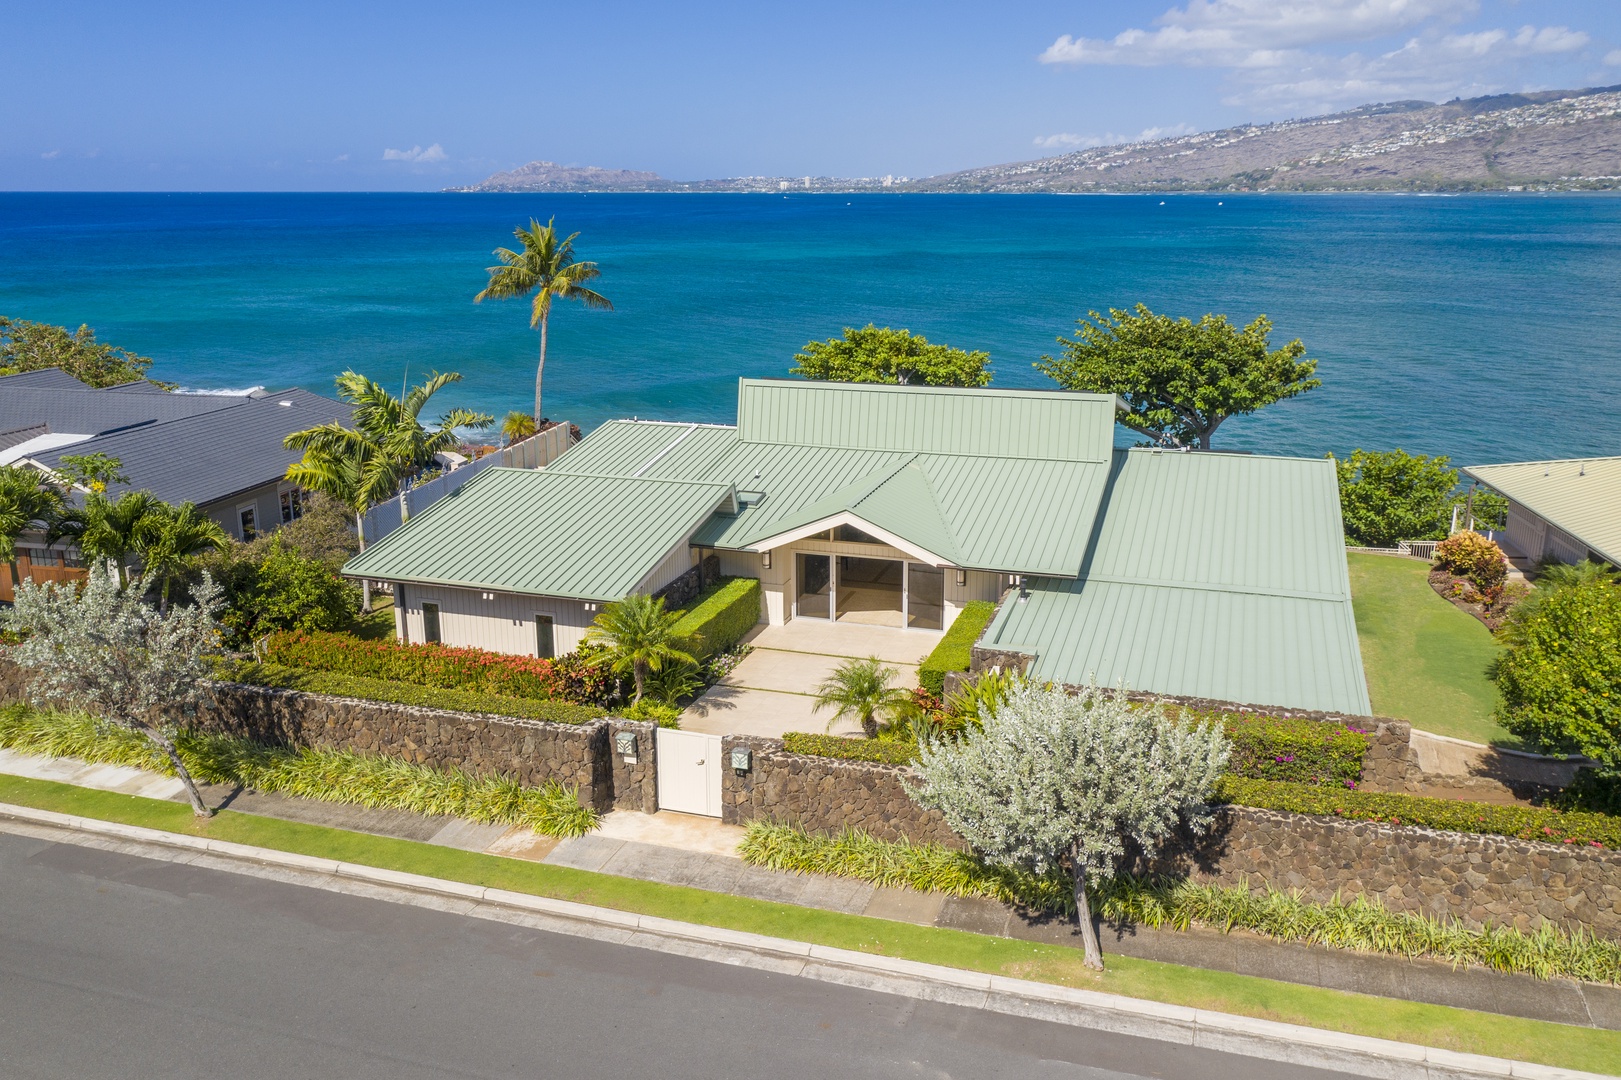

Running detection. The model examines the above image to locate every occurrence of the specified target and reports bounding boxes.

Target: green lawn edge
[2,774,1617,1075]
[1348,552,1513,745]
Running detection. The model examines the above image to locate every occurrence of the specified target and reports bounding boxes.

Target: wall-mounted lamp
[761,551,772,570]
[955,568,967,587]
[729,746,753,773]
[481,591,495,601]
[614,731,638,764]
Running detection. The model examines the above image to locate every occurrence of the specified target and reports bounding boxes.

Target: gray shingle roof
[0,386,242,440]
[32,388,352,508]
[0,368,94,390]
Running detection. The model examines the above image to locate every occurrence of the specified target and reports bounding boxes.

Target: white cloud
[40,150,59,160]
[1607,49,1621,66]
[382,143,447,163]
[1034,124,1197,150]
[1041,1,1600,113]
[334,153,350,162]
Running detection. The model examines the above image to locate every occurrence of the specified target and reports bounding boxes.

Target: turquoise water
[2,192,1618,463]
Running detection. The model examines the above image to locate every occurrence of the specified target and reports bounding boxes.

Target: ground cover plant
[917,600,998,695]
[737,821,1621,985]
[1346,552,1507,744]
[669,576,760,660]
[0,704,597,836]
[3,775,1615,1074]
[220,660,604,724]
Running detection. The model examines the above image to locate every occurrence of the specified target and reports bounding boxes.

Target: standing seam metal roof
[1462,457,1621,566]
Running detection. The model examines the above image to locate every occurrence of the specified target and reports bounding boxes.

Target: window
[422,602,441,644]
[279,488,304,524]
[238,505,257,541]
[834,523,883,544]
[535,615,555,659]
[22,547,59,567]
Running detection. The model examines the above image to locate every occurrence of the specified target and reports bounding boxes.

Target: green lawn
[346,592,396,641]
[3,773,1618,1075]
[1347,553,1511,745]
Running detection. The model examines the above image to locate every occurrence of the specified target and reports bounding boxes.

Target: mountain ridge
[452,85,1621,195]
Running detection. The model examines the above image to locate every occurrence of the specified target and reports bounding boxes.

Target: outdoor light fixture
[761,551,772,570]
[729,747,752,773]
[614,731,638,763]
[955,568,967,586]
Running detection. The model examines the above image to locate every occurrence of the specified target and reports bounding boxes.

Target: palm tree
[134,501,229,613]
[474,218,612,425]
[500,411,537,445]
[812,656,918,739]
[0,466,65,594]
[286,370,491,612]
[49,490,163,588]
[582,593,695,706]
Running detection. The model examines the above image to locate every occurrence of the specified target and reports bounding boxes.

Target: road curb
[0,801,1607,1080]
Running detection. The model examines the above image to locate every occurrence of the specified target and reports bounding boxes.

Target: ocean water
[2,191,1619,464]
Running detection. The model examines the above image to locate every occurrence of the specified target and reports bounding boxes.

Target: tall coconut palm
[285,370,491,612]
[582,593,695,706]
[49,490,163,588]
[812,656,918,739]
[134,501,230,613]
[0,465,65,594]
[474,218,612,425]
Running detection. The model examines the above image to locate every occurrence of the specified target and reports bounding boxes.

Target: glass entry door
[906,564,944,630]
[795,553,831,618]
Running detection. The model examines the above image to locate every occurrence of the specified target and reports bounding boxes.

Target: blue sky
[6,0,1621,190]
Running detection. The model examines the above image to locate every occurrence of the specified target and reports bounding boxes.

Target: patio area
[681,620,943,739]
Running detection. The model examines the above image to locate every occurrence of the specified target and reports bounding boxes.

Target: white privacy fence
[360,424,573,545]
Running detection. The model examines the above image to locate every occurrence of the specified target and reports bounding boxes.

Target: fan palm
[49,490,163,588]
[0,465,65,593]
[582,593,695,705]
[134,501,229,613]
[474,218,612,424]
[812,656,918,739]
[500,411,537,445]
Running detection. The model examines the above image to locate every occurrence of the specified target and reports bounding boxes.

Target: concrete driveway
[682,620,943,738]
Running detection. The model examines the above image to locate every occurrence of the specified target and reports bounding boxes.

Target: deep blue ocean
[2,192,1618,464]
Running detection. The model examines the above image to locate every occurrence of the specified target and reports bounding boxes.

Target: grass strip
[738,821,1621,985]
[1,773,1617,1076]
[0,705,598,837]
[218,661,604,724]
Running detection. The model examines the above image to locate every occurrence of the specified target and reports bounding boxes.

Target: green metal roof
[342,468,735,601]
[1462,457,1621,566]
[982,449,1371,715]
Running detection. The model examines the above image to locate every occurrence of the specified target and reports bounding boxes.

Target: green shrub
[781,732,918,765]
[0,704,598,837]
[1553,768,1621,816]
[670,577,760,660]
[1217,776,1621,850]
[917,600,999,695]
[1494,579,1621,769]
[220,661,604,724]
[1200,710,1370,785]
[1434,530,1507,591]
[1330,448,1458,548]
[264,630,566,700]
[211,542,361,646]
[625,699,682,728]
[738,820,1621,984]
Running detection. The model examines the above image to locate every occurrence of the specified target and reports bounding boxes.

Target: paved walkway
[683,620,942,739]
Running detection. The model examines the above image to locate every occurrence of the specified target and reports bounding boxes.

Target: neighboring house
[1461,456,1620,568]
[345,379,1369,714]
[0,368,351,600]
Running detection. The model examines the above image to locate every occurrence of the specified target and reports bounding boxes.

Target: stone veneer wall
[719,734,961,847]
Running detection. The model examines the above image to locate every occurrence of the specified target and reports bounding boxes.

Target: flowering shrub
[262,631,627,705]
[1199,710,1370,785]
[1434,530,1507,591]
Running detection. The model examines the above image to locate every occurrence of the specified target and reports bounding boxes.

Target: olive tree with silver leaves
[909,682,1230,969]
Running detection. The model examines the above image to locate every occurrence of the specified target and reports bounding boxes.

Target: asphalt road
[0,831,1363,1080]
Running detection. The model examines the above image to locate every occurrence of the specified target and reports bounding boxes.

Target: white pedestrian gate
[655,729,723,817]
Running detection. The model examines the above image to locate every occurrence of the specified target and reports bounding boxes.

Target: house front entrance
[655,729,722,817]
[792,552,944,631]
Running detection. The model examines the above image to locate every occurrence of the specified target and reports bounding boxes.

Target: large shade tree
[791,325,992,387]
[474,218,612,425]
[910,682,1229,969]
[1036,305,1320,449]
[2,567,224,816]
[0,466,65,594]
[0,316,165,388]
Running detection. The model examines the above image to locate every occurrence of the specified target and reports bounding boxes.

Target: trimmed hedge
[0,704,598,837]
[738,821,1621,984]
[781,732,918,765]
[264,630,559,699]
[671,577,761,660]
[220,661,605,724]
[917,600,998,695]
[1217,777,1621,851]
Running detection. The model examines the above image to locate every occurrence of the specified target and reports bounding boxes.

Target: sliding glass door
[795,553,831,618]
